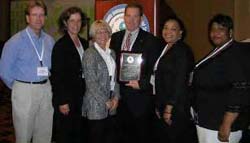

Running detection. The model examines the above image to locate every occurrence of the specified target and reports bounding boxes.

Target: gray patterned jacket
[82,45,120,120]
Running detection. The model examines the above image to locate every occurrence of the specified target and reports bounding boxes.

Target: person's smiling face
[26,6,46,35]
[210,22,232,47]
[66,13,82,36]
[124,7,142,32]
[162,20,182,45]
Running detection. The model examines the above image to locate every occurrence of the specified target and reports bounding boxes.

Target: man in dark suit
[109,2,162,143]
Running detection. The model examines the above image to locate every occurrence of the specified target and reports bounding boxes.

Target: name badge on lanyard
[26,29,49,77]
[37,67,49,76]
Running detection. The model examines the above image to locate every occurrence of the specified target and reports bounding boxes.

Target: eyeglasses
[29,13,45,18]
[96,30,109,35]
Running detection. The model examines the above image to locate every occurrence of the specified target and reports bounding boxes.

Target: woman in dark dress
[51,7,88,143]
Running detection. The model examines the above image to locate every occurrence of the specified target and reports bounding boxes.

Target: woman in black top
[153,17,196,143]
[51,7,88,143]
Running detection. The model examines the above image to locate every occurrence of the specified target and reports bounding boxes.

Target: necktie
[123,33,132,51]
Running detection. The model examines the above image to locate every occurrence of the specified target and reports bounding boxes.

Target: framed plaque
[119,53,142,81]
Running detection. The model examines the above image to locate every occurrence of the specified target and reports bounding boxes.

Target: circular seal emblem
[103,4,150,33]
[127,56,134,63]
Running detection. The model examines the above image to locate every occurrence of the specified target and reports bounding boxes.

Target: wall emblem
[103,4,150,33]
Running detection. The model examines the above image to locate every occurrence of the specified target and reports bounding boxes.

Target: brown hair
[125,2,143,16]
[58,6,87,34]
[25,0,47,16]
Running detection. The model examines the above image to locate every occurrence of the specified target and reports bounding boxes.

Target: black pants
[240,129,250,143]
[54,109,86,143]
[153,115,198,143]
[116,101,155,143]
[87,116,117,143]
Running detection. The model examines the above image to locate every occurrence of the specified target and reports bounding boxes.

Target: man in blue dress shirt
[0,1,54,143]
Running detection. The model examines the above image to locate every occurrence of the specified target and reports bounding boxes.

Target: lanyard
[195,39,233,68]
[26,29,45,66]
[151,44,169,95]
[154,44,169,71]
[189,39,233,85]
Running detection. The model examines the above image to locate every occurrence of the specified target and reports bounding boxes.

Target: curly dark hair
[163,16,187,40]
[58,6,87,34]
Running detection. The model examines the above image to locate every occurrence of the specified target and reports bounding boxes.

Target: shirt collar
[126,28,139,36]
[94,42,111,55]
[26,26,45,40]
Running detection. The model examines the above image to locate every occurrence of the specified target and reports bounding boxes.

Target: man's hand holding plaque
[126,80,140,89]
[119,53,142,84]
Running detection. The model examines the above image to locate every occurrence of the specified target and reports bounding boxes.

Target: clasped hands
[59,104,70,115]
[156,105,173,125]
[106,97,119,111]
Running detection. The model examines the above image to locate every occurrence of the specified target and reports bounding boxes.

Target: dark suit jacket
[192,40,250,131]
[0,41,4,59]
[155,40,194,121]
[110,29,163,117]
[51,33,88,113]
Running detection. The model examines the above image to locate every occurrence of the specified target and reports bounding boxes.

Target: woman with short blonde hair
[82,20,120,143]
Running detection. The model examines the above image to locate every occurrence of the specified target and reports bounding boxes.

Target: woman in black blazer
[153,17,197,143]
[51,7,88,143]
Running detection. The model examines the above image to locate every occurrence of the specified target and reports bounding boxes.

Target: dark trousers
[240,128,250,143]
[87,116,117,143]
[54,110,86,143]
[153,116,198,143]
[117,101,154,143]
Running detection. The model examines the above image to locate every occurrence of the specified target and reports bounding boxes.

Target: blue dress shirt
[0,26,55,88]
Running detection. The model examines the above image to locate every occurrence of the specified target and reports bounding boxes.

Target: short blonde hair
[89,20,112,38]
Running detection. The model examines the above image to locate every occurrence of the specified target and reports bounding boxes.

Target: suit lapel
[79,37,88,50]
[118,31,126,50]
[195,49,216,70]
[65,33,82,63]
[195,40,234,70]
[131,29,144,52]
[93,46,109,74]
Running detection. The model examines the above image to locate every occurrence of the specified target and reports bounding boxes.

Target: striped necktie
[123,33,132,51]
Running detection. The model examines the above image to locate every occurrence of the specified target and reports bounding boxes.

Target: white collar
[26,26,45,40]
[126,28,139,36]
[94,42,111,55]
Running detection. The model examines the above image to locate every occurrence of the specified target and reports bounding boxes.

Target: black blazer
[51,33,88,112]
[192,41,250,131]
[0,41,4,59]
[155,40,194,119]
[110,29,163,116]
